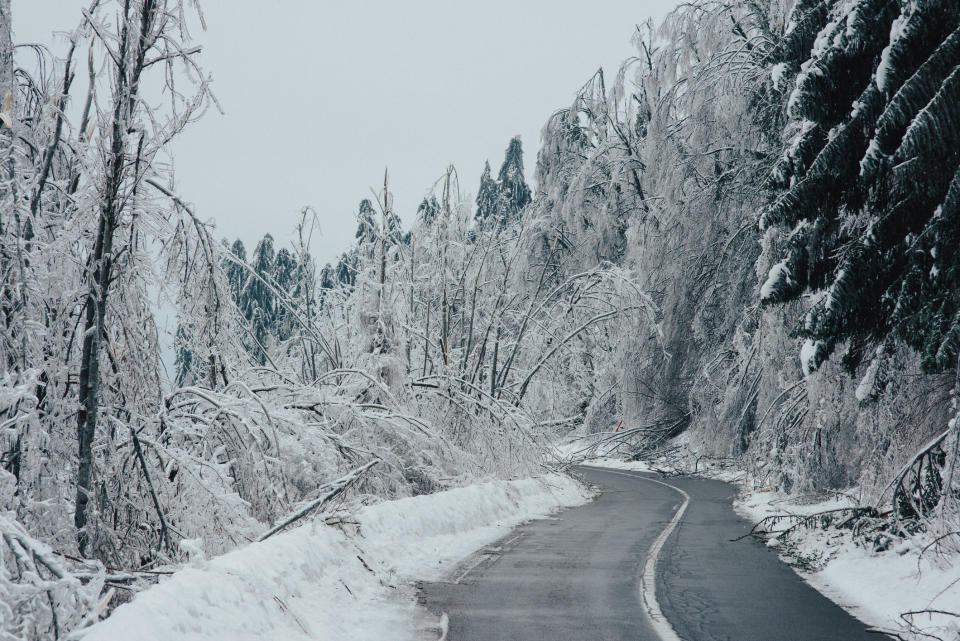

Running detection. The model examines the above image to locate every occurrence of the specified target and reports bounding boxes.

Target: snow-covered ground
[79,474,592,641]
[737,490,960,641]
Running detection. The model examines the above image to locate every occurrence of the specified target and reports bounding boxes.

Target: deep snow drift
[79,474,592,641]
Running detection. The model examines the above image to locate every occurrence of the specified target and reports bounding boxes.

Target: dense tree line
[547,0,960,541]
[0,0,640,625]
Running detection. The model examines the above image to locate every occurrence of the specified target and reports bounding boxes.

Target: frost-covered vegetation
[551,0,960,510]
[1,0,959,638]
[552,0,960,634]
[0,2,645,636]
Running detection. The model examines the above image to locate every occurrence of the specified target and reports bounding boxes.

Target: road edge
[581,467,689,641]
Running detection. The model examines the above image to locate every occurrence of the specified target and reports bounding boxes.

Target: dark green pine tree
[273,248,296,293]
[356,199,377,244]
[319,263,335,290]
[272,247,297,342]
[334,251,358,287]
[224,238,248,300]
[474,161,499,223]
[497,136,532,221]
[385,209,404,246]
[317,261,342,309]
[475,137,533,226]
[242,234,277,361]
[759,0,960,376]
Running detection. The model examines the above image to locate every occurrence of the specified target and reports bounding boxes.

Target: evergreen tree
[474,161,499,223]
[319,263,335,290]
[759,0,960,375]
[475,137,532,226]
[272,247,297,342]
[356,198,377,245]
[242,234,277,359]
[224,238,248,300]
[385,209,404,246]
[334,252,358,287]
[497,136,532,221]
[417,195,442,225]
[273,248,296,293]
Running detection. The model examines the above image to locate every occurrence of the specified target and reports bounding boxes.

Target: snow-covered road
[419,466,881,641]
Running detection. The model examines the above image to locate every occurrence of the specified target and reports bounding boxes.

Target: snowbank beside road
[737,490,960,641]
[80,474,591,641]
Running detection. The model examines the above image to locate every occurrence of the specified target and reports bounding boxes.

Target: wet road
[418,466,882,641]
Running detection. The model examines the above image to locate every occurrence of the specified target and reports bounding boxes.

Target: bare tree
[75,0,210,554]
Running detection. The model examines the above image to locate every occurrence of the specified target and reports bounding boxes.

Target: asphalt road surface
[418,466,882,641]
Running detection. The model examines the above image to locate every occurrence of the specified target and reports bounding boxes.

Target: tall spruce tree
[474,161,499,223]
[759,0,960,376]
[418,195,442,225]
[497,136,532,220]
[356,198,377,245]
[334,252,358,287]
[225,239,248,300]
[242,234,277,360]
[475,137,532,226]
[272,247,297,342]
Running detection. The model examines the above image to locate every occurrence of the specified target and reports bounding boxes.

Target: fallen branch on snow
[258,459,380,542]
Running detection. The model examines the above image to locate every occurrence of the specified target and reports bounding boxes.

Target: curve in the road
[600,468,688,641]
[418,465,883,641]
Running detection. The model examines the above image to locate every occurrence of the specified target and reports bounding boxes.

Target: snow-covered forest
[1,0,959,638]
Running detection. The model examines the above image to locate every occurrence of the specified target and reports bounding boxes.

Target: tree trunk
[76,0,156,555]
[0,0,12,104]
[490,324,500,396]
[0,0,14,369]
[75,207,117,554]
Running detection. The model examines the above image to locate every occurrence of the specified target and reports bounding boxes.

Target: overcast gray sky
[13,1,680,265]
